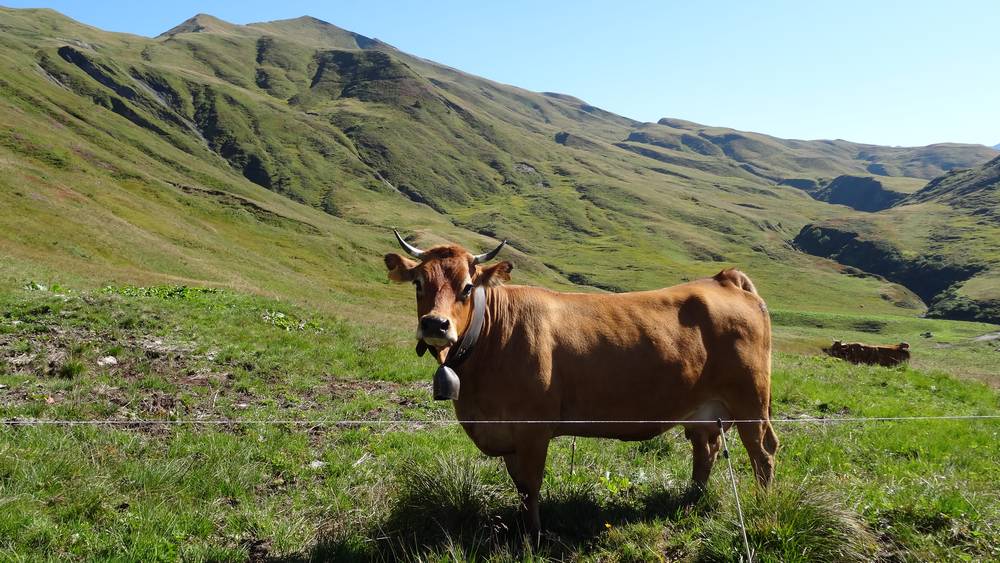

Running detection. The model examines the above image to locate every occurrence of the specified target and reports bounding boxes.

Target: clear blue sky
[7,0,999,147]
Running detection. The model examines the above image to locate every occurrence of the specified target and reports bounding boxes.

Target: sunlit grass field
[1,273,997,561]
[1,6,999,561]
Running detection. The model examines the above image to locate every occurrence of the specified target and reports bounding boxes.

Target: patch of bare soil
[1,324,444,435]
[0,323,229,422]
[0,324,209,380]
[327,378,421,401]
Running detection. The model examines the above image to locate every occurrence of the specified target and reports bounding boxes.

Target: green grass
[698,484,878,562]
[1,278,997,561]
[1,6,999,561]
[770,308,1000,385]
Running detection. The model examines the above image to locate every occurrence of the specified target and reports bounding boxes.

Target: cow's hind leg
[734,417,777,487]
[685,426,722,489]
[502,437,549,540]
[763,414,779,458]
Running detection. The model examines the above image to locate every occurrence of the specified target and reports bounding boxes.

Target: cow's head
[385,230,512,348]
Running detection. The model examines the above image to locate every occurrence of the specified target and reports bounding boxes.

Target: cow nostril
[420,316,449,334]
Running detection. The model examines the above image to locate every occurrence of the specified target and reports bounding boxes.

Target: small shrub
[57,359,86,379]
[261,309,316,331]
[22,282,66,293]
[410,529,530,563]
[102,285,221,300]
[384,455,512,550]
[539,477,604,537]
[10,303,54,326]
[116,313,140,329]
[852,320,887,334]
[698,481,878,562]
[600,471,634,497]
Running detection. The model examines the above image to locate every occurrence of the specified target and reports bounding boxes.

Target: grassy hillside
[796,156,1000,323]
[0,6,997,322]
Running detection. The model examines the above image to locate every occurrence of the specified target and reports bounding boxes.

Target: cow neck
[441,285,486,370]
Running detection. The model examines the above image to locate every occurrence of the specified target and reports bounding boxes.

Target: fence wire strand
[1,414,998,426]
[718,418,754,563]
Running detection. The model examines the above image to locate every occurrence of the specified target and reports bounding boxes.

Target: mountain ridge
[0,6,997,324]
[152,12,1000,159]
[167,14,1000,156]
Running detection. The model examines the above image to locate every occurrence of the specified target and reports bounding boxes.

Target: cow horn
[393,229,426,259]
[472,240,507,264]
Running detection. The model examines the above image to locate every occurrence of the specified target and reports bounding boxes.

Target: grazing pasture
[1,275,997,561]
[1,6,998,562]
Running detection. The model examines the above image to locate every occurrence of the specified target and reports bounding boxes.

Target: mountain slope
[622,118,995,182]
[0,7,997,323]
[796,156,1000,323]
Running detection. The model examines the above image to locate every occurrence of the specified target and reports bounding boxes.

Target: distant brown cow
[385,230,778,535]
[827,340,910,366]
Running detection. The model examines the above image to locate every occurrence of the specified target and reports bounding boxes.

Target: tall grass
[699,481,878,562]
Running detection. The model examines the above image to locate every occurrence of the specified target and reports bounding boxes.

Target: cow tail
[763,400,779,454]
[716,268,775,452]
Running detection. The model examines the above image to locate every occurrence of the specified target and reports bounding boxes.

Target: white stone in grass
[308,460,327,469]
[97,356,118,367]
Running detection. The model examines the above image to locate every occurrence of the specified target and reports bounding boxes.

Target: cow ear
[476,261,513,287]
[384,253,417,282]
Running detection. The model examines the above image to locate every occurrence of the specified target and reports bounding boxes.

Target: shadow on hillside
[271,482,712,562]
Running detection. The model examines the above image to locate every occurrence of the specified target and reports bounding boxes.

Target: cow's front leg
[685,426,722,490]
[502,437,549,541]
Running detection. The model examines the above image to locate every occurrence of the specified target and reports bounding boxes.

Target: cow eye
[461,283,474,299]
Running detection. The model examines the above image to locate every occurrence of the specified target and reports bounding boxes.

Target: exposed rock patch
[554,131,600,151]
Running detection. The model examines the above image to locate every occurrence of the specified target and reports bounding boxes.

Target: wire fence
[2,414,998,426]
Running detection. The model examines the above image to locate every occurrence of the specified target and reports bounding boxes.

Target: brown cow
[384,231,778,534]
[827,340,910,366]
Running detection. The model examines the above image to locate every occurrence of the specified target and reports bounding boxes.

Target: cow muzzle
[418,314,457,346]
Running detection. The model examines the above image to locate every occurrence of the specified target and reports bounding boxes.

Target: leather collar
[444,285,486,369]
